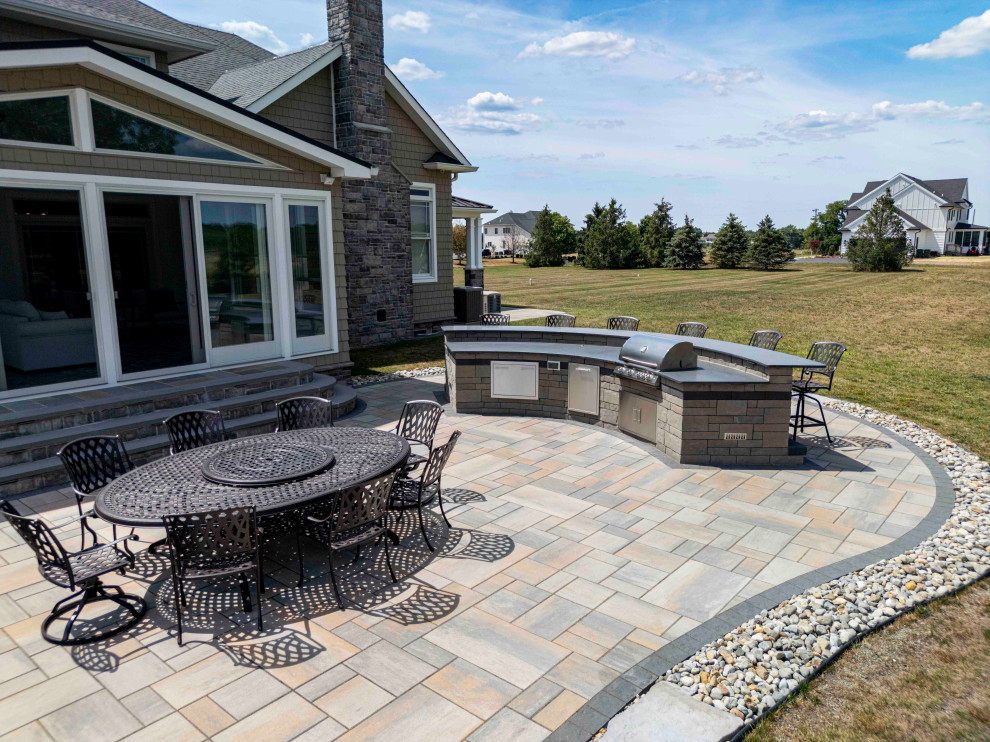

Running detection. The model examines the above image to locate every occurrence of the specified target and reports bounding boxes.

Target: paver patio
[0,376,939,742]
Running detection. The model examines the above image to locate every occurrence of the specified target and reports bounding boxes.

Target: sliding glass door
[199,198,278,364]
[285,200,332,354]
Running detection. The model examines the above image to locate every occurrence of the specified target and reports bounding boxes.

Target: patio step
[0,361,318,441]
[0,370,358,497]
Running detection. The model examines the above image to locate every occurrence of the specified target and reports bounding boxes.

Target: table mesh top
[96,429,409,527]
[201,440,333,486]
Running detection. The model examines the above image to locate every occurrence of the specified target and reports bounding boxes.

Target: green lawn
[351,259,990,460]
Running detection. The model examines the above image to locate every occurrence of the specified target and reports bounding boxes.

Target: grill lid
[619,334,698,371]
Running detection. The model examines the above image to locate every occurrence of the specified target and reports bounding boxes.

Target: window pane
[411,202,430,235]
[201,201,274,348]
[412,238,432,276]
[288,204,325,339]
[91,100,257,163]
[0,96,72,146]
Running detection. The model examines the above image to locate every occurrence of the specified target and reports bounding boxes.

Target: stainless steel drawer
[568,364,600,415]
[618,392,657,443]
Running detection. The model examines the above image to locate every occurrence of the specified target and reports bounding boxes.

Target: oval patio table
[94,428,410,527]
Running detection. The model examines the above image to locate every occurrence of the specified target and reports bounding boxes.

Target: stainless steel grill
[613,335,698,387]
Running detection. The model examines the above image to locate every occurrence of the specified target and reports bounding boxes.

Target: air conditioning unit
[483,291,501,314]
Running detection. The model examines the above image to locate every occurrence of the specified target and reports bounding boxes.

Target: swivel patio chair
[276,396,333,431]
[391,431,461,552]
[675,322,708,338]
[749,330,782,351]
[164,410,228,454]
[607,316,640,331]
[1,500,144,645]
[394,399,444,473]
[162,506,264,645]
[545,313,576,328]
[479,313,510,326]
[791,341,847,444]
[301,471,400,608]
[57,435,134,548]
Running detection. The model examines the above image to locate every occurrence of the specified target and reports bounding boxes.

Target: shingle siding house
[839,174,987,255]
[0,0,479,406]
[483,210,538,253]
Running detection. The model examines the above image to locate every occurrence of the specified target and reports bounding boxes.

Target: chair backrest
[420,431,461,490]
[276,396,333,432]
[801,342,847,389]
[606,316,640,331]
[395,400,443,447]
[330,470,398,537]
[163,507,259,574]
[480,313,510,326]
[57,435,134,495]
[749,330,782,351]
[675,322,708,338]
[545,313,576,328]
[164,410,227,454]
[1,500,70,581]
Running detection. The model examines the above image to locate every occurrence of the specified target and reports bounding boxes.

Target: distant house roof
[207,42,339,108]
[840,206,928,232]
[848,175,969,207]
[955,222,989,230]
[485,210,540,234]
[452,196,493,210]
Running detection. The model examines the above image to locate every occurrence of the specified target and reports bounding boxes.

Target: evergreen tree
[582,199,639,269]
[746,215,793,270]
[664,215,705,269]
[526,206,575,267]
[639,198,675,267]
[708,213,749,268]
[846,188,912,271]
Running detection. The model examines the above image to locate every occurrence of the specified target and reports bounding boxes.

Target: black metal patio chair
[394,399,444,473]
[606,316,640,331]
[164,410,228,454]
[675,322,708,338]
[480,313,510,326]
[749,330,782,351]
[391,431,461,552]
[301,471,400,609]
[791,341,847,444]
[1,500,144,645]
[545,313,576,328]
[57,435,134,548]
[162,506,264,645]
[276,396,333,431]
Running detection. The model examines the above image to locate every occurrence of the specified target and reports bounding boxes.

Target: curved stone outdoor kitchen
[0,333,986,742]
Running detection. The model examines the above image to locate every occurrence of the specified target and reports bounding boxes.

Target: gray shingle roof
[9,0,203,40]
[485,210,540,234]
[452,196,493,210]
[206,42,337,107]
[840,207,928,232]
[850,175,968,206]
[169,25,274,90]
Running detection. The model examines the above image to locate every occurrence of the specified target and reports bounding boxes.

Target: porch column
[464,216,484,288]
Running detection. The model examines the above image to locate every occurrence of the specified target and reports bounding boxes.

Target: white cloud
[574,118,625,129]
[215,20,288,53]
[934,137,965,145]
[517,170,553,179]
[392,58,444,81]
[808,155,845,164]
[531,97,545,106]
[299,32,315,47]
[467,92,519,111]
[678,67,762,95]
[907,10,990,59]
[579,152,605,160]
[520,31,636,60]
[871,99,988,121]
[387,10,432,33]
[714,134,763,148]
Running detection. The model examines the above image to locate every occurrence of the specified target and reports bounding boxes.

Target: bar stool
[791,341,847,444]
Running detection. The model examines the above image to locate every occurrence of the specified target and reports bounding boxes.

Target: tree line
[525,199,796,271]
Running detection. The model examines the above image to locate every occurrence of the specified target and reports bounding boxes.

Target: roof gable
[209,42,340,110]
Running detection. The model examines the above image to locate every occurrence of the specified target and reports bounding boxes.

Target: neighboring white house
[483,210,539,254]
[839,174,987,255]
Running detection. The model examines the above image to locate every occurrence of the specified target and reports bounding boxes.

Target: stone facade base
[464,267,484,288]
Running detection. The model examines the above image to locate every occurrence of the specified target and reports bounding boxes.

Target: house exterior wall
[386,94,454,327]
[258,67,336,148]
[483,224,532,253]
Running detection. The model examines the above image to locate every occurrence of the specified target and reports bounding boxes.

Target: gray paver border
[539,406,957,742]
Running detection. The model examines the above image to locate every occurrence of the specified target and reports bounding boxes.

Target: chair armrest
[48,509,96,530]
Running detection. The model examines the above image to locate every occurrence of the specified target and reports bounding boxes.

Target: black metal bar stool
[675,322,707,338]
[749,330,782,351]
[607,316,640,331]
[791,341,847,444]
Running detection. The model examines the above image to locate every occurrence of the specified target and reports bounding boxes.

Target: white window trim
[410,182,438,284]
[87,92,287,170]
[0,88,79,152]
[100,43,155,68]
[0,168,339,401]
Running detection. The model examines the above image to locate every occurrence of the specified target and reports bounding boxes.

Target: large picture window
[410,185,436,282]
[0,94,73,146]
[91,99,261,164]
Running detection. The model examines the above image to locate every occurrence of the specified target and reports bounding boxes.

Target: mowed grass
[351,258,990,460]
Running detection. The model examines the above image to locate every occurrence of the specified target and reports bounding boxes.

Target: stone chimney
[328,0,414,348]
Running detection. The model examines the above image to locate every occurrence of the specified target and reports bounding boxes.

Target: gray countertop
[444,341,771,385]
[442,325,825,369]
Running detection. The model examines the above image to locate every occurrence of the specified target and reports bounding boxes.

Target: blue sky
[156,0,989,230]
